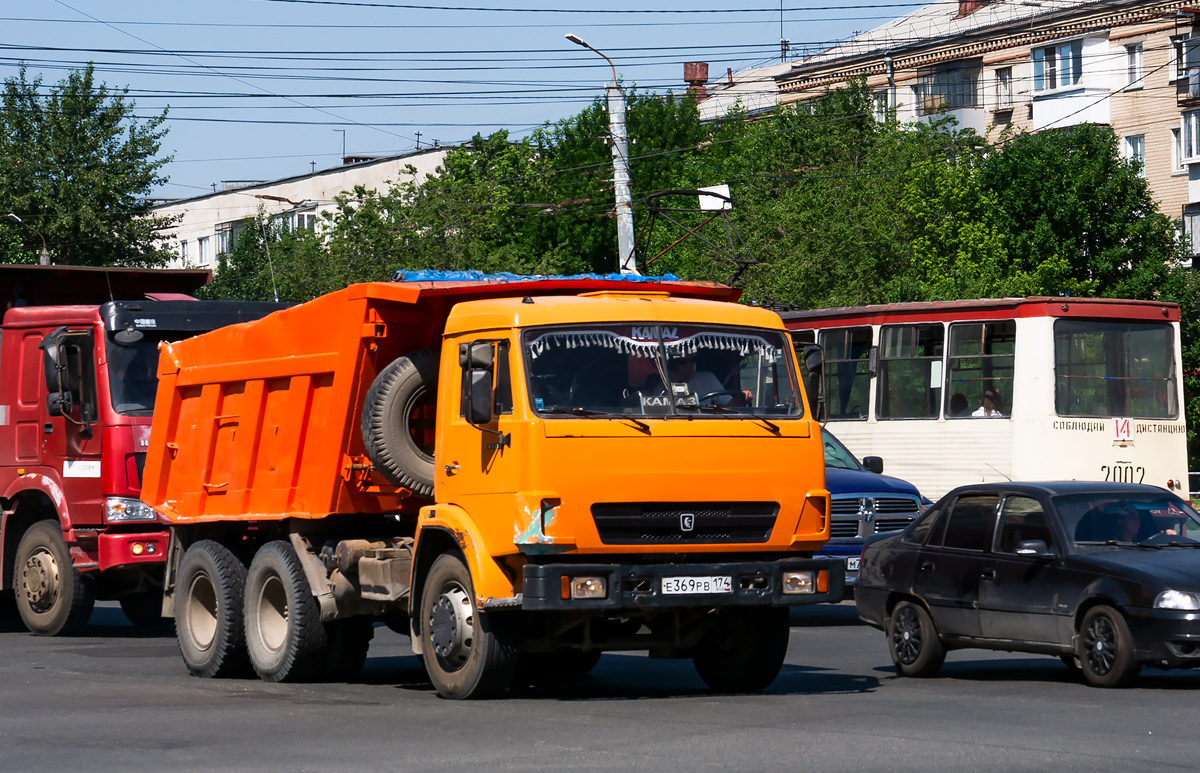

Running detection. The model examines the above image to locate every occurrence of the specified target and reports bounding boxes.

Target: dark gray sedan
[856,482,1200,687]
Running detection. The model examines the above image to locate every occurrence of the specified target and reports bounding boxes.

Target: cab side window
[995,496,1055,554]
[936,495,998,551]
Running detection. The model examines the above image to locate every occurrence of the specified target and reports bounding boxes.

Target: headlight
[105,497,160,523]
[1154,590,1200,610]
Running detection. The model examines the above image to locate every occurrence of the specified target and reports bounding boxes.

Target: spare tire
[361,347,440,498]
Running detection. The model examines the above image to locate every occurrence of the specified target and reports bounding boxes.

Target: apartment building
[151,147,449,271]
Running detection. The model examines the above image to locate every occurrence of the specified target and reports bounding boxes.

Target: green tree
[0,63,175,266]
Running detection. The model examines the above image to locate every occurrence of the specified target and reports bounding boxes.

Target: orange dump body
[140,277,748,523]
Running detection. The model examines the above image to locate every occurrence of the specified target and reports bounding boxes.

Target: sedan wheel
[887,600,945,678]
[1077,606,1139,688]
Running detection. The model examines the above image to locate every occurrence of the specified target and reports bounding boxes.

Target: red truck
[0,264,284,635]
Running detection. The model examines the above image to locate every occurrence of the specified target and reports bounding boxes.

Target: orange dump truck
[141,273,841,698]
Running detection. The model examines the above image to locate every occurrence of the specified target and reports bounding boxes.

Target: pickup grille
[591,502,778,545]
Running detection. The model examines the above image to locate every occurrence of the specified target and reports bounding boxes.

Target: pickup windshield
[523,323,803,419]
[105,333,166,416]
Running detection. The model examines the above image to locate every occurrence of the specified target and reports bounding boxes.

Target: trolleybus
[781,297,1187,500]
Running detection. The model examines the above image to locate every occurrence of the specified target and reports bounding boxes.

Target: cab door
[913,493,999,638]
[978,494,1067,644]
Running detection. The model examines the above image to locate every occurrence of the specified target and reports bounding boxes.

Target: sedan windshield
[1055,492,1200,546]
[523,323,802,418]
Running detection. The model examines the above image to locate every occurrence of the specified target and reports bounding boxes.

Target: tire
[419,553,518,699]
[692,607,790,693]
[176,540,252,679]
[244,541,329,683]
[1077,606,1140,688]
[120,590,169,628]
[887,600,945,678]
[361,348,440,498]
[13,520,95,636]
[321,617,375,682]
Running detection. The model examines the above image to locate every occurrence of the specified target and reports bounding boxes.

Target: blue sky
[3,1,915,198]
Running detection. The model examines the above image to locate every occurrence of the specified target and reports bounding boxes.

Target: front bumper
[1125,606,1200,668]
[97,530,170,571]
[522,557,844,611]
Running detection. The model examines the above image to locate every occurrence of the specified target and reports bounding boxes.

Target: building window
[1172,127,1185,174]
[1123,135,1145,177]
[178,240,188,262]
[1171,34,1200,81]
[292,209,317,230]
[215,219,249,255]
[1125,43,1143,89]
[1033,39,1083,92]
[994,67,1013,108]
[198,236,211,266]
[1182,111,1200,164]
[872,90,889,122]
[1184,206,1200,258]
[913,63,981,116]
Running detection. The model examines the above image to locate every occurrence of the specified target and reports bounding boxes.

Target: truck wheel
[320,617,375,682]
[1077,605,1140,688]
[361,347,439,498]
[176,540,252,678]
[692,607,790,692]
[119,590,169,628]
[244,541,328,682]
[13,521,95,636]
[887,600,946,678]
[419,553,518,699]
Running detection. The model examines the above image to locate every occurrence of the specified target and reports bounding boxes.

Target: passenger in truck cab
[665,353,750,407]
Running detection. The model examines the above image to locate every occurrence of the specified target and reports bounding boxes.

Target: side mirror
[862,456,884,474]
[46,391,73,418]
[460,341,495,427]
[1015,539,1052,557]
[800,344,825,422]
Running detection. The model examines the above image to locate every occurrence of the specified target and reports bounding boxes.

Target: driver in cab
[666,353,751,407]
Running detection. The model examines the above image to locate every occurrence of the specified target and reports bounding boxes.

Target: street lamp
[565,33,638,275]
[6,213,50,265]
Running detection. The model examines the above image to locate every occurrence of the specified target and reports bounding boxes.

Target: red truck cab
[0,264,284,635]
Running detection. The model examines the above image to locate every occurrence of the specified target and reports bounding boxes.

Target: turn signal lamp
[782,570,815,594]
[131,542,145,556]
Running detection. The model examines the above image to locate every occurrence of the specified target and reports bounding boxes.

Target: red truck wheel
[419,553,518,699]
[361,348,439,498]
[692,606,790,692]
[13,521,95,636]
[244,541,328,682]
[176,541,252,678]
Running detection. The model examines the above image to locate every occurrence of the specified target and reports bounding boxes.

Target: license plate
[846,557,861,572]
[661,575,733,595]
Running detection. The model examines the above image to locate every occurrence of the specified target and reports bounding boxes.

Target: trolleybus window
[1054,320,1177,419]
[878,324,943,419]
[820,327,871,420]
[945,321,1015,419]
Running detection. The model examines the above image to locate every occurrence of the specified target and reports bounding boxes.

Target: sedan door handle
[981,568,997,581]
[919,561,934,573]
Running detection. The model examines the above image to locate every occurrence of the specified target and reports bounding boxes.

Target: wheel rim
[185,572,219,651]
[891,606,924,666]
[1082,614,1118,676]
[20,547,61,613]
[256,574,290,654]
[428,582,475,672]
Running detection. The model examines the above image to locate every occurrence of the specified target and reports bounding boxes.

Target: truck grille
[591,502,778,545]
[828,494,922,541]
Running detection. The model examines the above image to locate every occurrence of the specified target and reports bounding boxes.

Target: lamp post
[6,213,50,265]
[565,33,638,275]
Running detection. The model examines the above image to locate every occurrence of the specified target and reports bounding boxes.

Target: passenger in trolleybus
[972,388,1005,417]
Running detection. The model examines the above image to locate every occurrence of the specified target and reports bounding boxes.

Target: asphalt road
[1,601,1197,772]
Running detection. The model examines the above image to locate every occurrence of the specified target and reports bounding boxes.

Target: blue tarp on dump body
[393,270,681,284]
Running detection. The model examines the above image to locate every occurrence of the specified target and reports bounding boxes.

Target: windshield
[105,333,167,416]
[821,430,861,470]
[522,324,802,419]
[1055,492,1200,546]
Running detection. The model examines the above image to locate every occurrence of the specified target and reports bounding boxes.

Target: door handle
[918,561,934,573]
[444,462,460,475]
[981,568,997,581]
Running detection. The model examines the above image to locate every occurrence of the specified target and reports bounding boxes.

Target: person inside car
[665,353,750,407]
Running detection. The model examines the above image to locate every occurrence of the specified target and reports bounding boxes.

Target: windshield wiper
[683,403,781,434]
[540,407,649,433]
